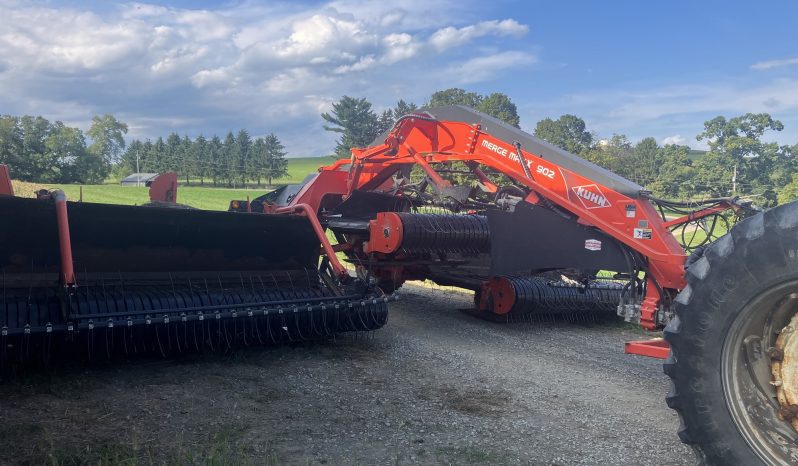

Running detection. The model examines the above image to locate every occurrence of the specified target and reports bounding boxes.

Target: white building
[120,173,159,186]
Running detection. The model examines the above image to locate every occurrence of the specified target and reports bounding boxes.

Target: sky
[1,0,797,156]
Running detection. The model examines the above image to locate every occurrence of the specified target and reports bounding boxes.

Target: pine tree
[263,133,288,185]
[222,132,237,187]
[251,137,267,186]
[322,96,383,158]
[236,129,252,186]
[150,137,167,173]
[180,135,194,184]
[140,140,153,172]
[165,133,181,172]
[194,135,208,185]
[209,135,223,186]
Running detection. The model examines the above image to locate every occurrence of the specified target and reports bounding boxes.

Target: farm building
[120,173,159,186]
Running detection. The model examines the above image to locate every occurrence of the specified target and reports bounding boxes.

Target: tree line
[322,88,798,206]
[321,88,520,158]
[0,113,289,187]
[0,114,128,184]
[5,86,798,203]
[121,130,288,187]
[533,113,798,207]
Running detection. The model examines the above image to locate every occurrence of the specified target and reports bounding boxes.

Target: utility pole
[732,163,737,195]
[136,150,140,187]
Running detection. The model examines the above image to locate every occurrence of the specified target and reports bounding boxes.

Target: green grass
[281,155,335,184]
[686,149,707,161]
[46,184,272,211]
[14,156,334,211]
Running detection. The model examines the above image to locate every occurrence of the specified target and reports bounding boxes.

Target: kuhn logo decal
[572,184,611,209]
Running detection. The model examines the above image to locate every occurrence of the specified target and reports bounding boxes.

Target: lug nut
[778,405,798,421]
[768,346,785,361]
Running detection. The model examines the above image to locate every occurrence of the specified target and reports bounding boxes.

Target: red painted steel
[366,212,404,254]
[479,277,516,315]
[661,204,730,228]
[625,338,670,359]
[148,172,178,203]
[52,190,77,288]
[283,114,738,330]
[0,165,13,196]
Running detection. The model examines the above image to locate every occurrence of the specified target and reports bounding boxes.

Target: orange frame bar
[624,338,670,359]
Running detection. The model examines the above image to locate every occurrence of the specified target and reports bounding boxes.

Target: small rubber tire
[664,201,798,465]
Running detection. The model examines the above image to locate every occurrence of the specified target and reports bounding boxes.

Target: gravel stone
[0,283,692,465]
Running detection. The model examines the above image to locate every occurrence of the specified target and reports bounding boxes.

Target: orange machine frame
[281,112,733,331]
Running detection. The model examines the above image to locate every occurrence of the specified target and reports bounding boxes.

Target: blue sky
[1,0,796,155]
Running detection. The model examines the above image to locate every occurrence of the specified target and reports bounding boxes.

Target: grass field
[10,156,332,211]
[281,156,335,183]
[686,149,707,161]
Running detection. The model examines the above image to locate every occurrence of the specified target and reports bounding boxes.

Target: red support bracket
[466,161,498,193]
[0,165,13,196]
[274,204,349,280]
[625,338,670,359]
[51,190,77,289]
[410,149,452,189]
[662,203,731,228]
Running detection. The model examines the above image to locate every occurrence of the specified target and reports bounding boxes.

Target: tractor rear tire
[664,201,798,465]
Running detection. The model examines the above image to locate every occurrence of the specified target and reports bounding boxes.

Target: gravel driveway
[0,284,693,465]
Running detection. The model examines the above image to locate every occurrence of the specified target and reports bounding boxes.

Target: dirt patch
[415,385,512,417]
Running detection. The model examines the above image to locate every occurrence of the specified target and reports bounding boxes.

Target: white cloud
[0,1,533,156]
[750,57,798,70]
[527,78,798,150]
[601,79,798,122]
[190,67,231,88]
[449,51,537,84]
[273,14,376,60]
[661,135,687,146]
[382,33,420,64]
[429,19,528,51]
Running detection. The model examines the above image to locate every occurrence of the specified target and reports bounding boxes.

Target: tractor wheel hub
[771,312,798,430]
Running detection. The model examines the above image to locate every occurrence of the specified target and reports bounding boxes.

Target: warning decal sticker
[584,239,602,251]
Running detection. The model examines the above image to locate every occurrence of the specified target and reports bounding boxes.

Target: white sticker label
[584,239,602,251]
[634,228,652,240]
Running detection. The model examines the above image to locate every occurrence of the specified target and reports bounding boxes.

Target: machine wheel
[665,202,798,465]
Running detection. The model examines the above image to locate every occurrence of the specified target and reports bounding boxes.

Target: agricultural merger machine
[2,106,797,463]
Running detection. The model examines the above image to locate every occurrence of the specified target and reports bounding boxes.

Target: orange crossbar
[625,338,670,359]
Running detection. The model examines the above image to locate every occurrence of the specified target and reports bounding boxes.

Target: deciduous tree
[476,93,520,128]
[533,114,593,155]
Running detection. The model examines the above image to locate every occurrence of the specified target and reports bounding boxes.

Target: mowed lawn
[11,156,332,211]
[45,185,272,211]
[281,156,336,184]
